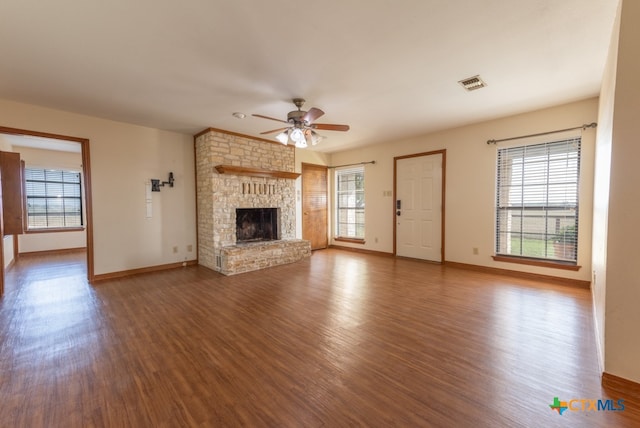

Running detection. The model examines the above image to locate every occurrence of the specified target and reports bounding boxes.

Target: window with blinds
[24,168,83,229]
[495,138,580,263]
[336,166,365,239]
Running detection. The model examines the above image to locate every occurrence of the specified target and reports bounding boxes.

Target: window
[495,138,580,263]
[24,168,83,230]
[336,166,365,239]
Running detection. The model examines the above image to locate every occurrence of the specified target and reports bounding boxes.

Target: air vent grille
[458,75,486,91]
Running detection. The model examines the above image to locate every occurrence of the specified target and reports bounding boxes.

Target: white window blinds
[336,166,365,239]
[495,137,580,262]
[25,168,83,229]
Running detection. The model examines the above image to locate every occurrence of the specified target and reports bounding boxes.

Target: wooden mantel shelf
[214,165,301,180]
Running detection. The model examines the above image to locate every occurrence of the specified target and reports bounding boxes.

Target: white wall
[330,98,599,282]
[0,99,197,276]
[3,236,14,269]
[601,0,640,383]
[592,0,620,373]
[16,146,87,253]
[0,135,12,151]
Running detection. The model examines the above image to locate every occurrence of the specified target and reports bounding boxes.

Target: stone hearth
[195,128,311,275]
[218,240,311,275]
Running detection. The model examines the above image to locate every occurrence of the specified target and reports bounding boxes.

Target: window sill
[492,255,581,271]
[334,237,366,245]
[26,227,85,234]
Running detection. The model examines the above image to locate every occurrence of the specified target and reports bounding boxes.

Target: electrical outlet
[473,247,479,255]
[375,237,379,243]
[172,246,178,254]
[187,245,193,252]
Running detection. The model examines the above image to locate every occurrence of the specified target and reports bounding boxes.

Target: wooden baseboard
[5,258,16,271]
[93,260,198,282]
[444,260,590,289]
[19,247,87,257]
[602,372,640,399]
[328,245,393,258]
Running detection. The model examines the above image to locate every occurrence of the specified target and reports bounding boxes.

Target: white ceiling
[0,0,619,153]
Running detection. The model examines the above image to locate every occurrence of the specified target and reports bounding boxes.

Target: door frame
[393,149,446,261]
[0,126,94,284]
[301,162,329,250]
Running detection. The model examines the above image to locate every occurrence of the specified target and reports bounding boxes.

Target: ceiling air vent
[458,75,486,91]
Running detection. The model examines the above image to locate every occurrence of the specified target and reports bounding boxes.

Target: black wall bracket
[151,172,174,192]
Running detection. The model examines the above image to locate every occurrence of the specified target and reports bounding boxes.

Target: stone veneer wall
[195,128,309,274]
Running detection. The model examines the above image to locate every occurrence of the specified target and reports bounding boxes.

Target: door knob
[396,210,401,216]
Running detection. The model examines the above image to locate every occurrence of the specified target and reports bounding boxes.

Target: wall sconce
[151,172,174,192]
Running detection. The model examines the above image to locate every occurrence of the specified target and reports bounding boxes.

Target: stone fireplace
[195,128,311,275]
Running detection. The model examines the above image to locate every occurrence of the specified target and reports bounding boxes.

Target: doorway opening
[0,126,93,298]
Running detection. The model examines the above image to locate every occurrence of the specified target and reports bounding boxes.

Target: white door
[395,153,443,261]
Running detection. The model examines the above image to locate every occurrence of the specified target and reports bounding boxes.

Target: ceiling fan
[253,98,350,148]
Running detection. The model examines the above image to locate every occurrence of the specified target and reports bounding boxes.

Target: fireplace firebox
[236,208,279,243]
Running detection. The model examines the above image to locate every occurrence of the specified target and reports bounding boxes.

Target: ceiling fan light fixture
[307,130,324,146]
[289,128,305,145]
[275,130,289,145]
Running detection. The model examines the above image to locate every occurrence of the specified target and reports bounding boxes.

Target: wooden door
[395,152,444,262]
[0,151,24,235]
[302,163,328,250]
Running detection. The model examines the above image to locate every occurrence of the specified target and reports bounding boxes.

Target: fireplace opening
[236,208,280,243]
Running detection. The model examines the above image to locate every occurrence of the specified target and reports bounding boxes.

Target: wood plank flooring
[1,249,639,427]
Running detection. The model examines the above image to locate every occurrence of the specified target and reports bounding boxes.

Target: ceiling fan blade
[260,127,289,135]
[252,114,288,124]
[302,107,324,124]
[312,123,350,132]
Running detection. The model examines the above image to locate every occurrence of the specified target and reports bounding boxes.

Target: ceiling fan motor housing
[287,110,307,125]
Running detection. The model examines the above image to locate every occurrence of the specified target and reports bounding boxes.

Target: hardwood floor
[1,250,638,427]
